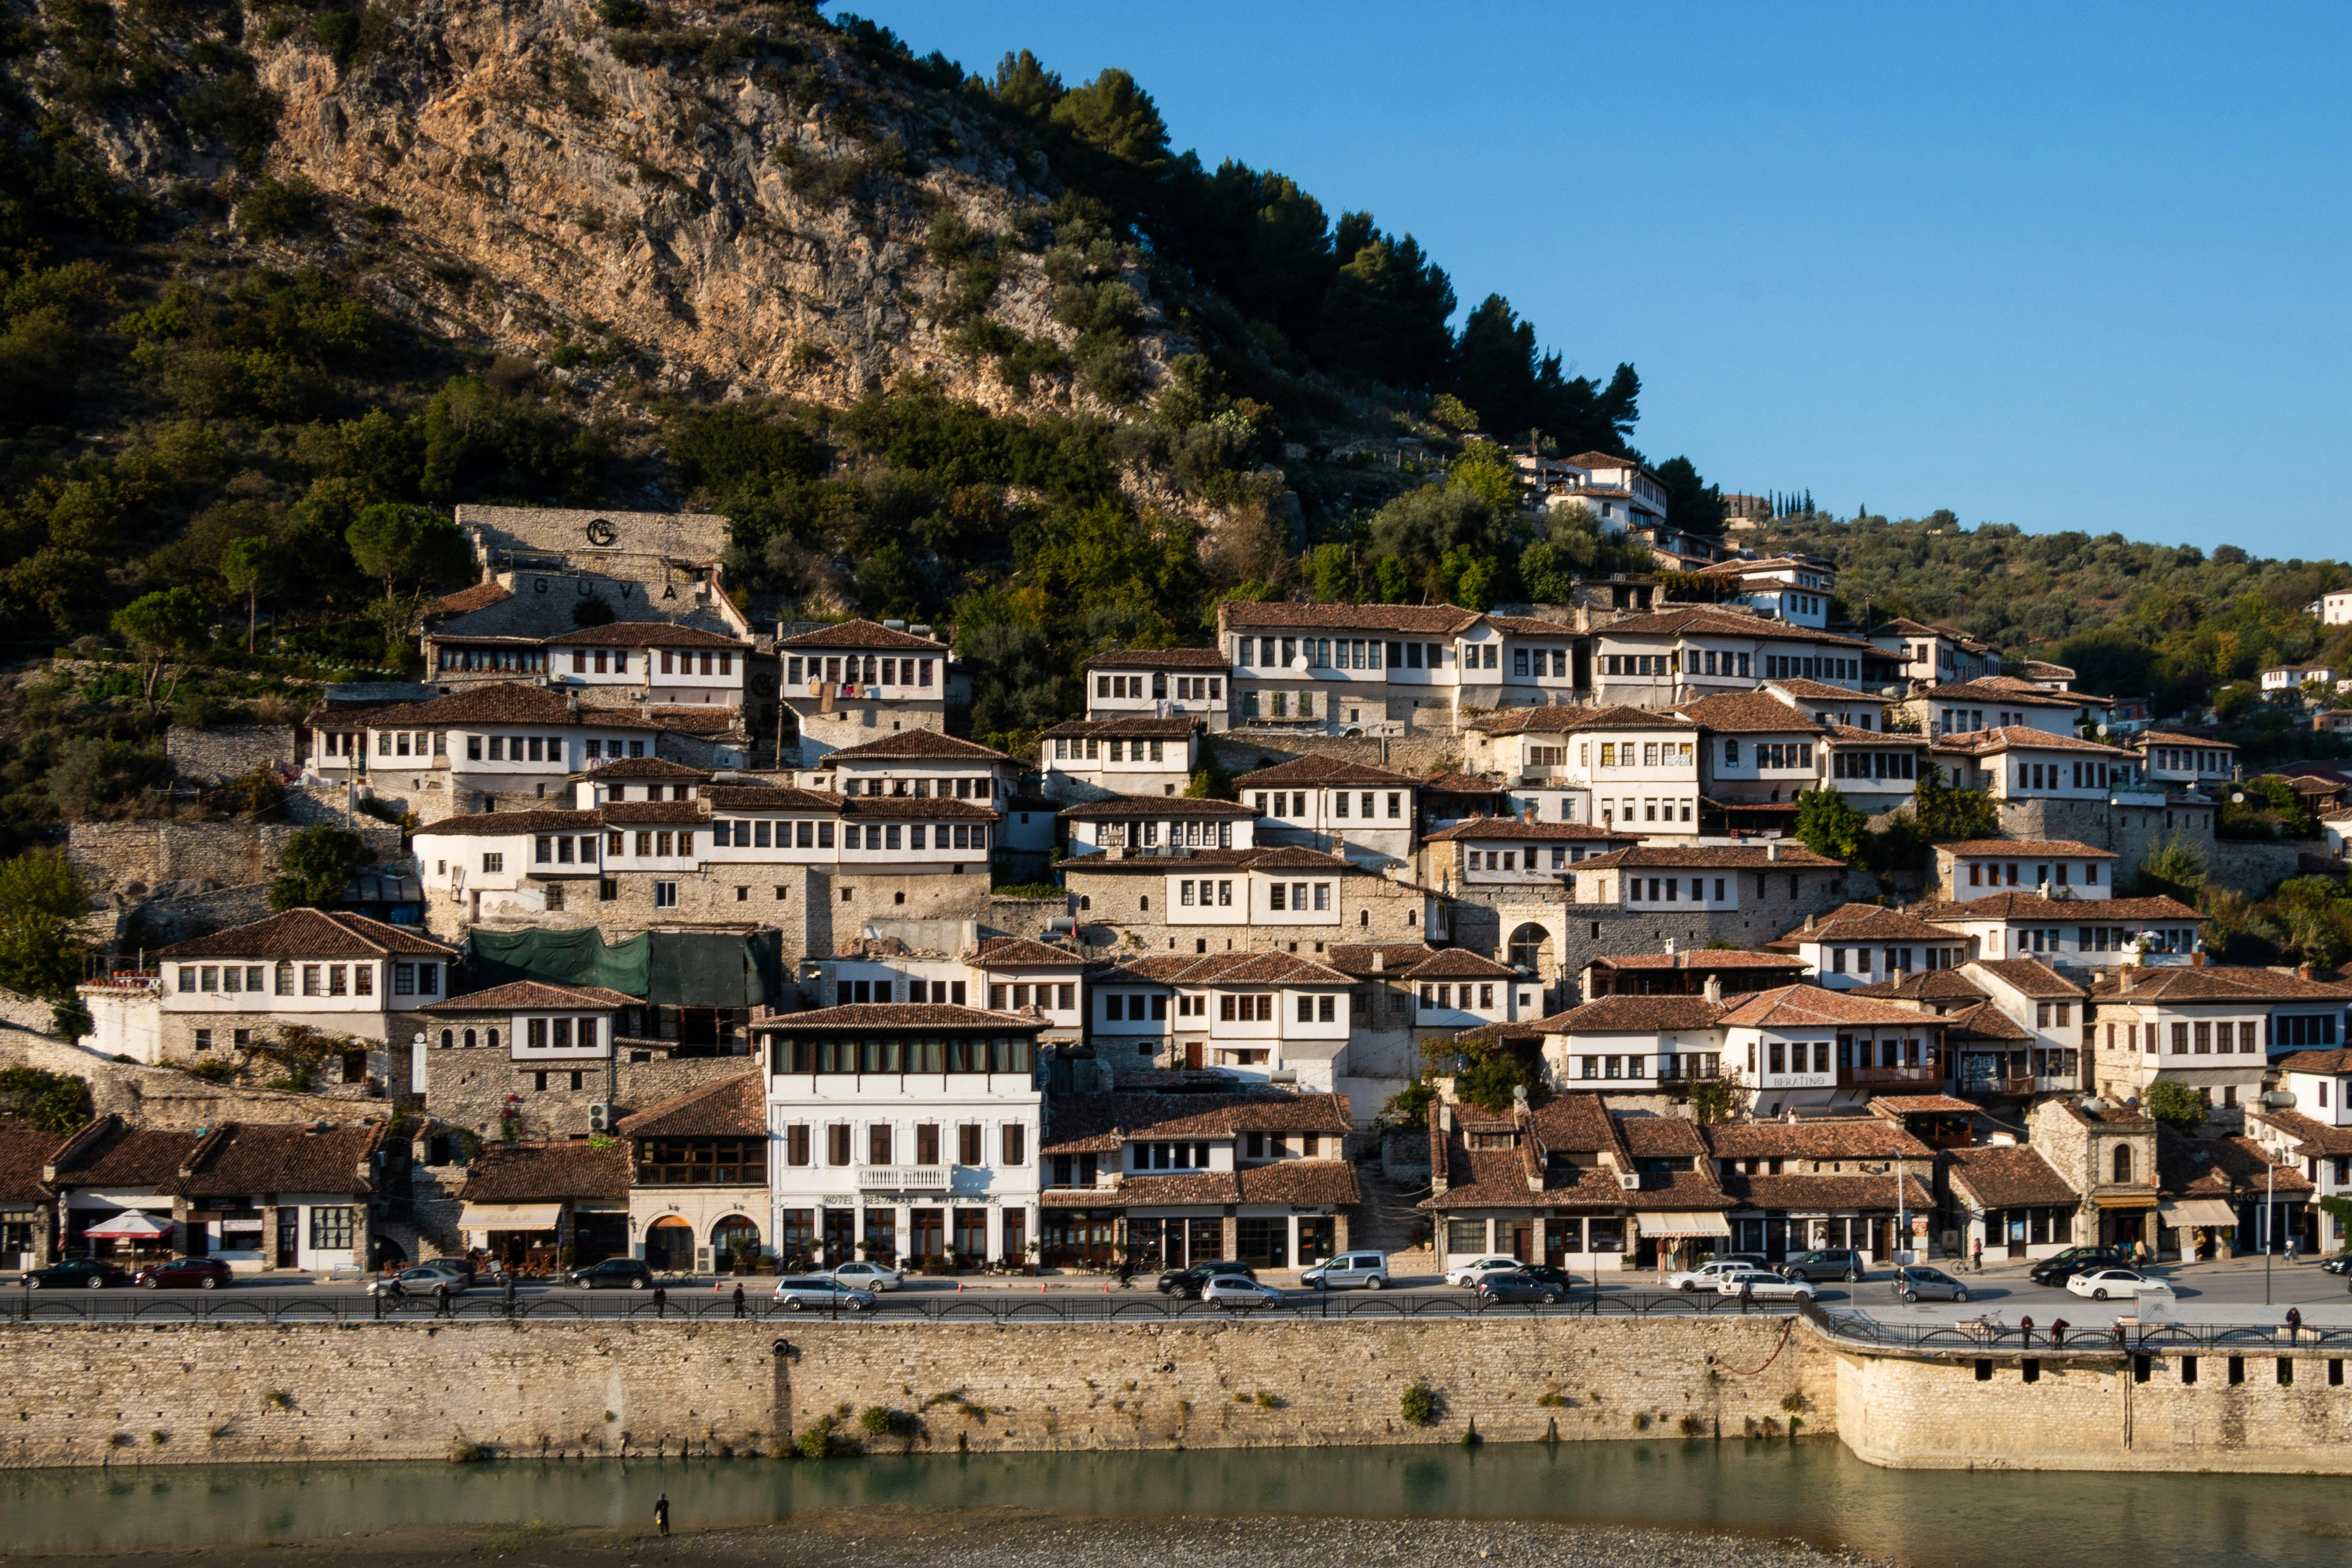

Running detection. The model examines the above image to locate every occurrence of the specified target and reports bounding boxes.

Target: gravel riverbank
[3,1504,1900,1568]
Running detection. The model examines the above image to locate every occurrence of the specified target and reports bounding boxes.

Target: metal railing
[1799,1299,2352,1354]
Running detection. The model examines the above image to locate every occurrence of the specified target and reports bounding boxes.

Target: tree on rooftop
[2143,1080,2207,1133]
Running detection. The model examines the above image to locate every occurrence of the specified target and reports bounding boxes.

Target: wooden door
[1184,1041,1203,1069]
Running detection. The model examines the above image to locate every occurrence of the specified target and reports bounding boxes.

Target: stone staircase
[1352,1165,1436,1270]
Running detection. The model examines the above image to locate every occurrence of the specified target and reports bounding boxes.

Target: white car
[1666,1259,1755,1293]
[1202,1276,1287,1310]
[825,1261,903,1292]
[1444,1255,1524,1288]
[1715,1269,1816,1301]
[2066,1267,2173,1301]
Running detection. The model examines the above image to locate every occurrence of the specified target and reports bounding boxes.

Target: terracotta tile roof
[1449,1011,1580,1047]
[1943,1000,2033,1042]
[1040,716,1198,739]
[1790,903,1962,944]
[1672,692,1828,735]
[1917,682,2081,709]
[1599,608,1873,650]
[1042,1093,1354,1153]
[2158,1127,2312,1200]
[370,683,615,730]
[1470,704,1698,736]
[823,730,1011,763]
[600,800,706,826]
[1938,1147,2070,1213]
[704,785,845,812]
[45,1120,197,1187]
[1914,893,2201,923]
[616,1072,766,1139]
[1868,1094,1981,1114]
[0,1120,66,1205]
[171,1121,385,1199]
[2130,731,2240,750]
[1427,1138,1731,1213]
[1422,819,1637,844]
[1933,726,2128,758]
[543,622,748,648]
[1717,986,1950,1030]
[1484,614,1578,634]
[1935,839,2118,860]
[777,619,947,651]
[1768,678,1885,703]
[1968,959,2088,999]
[1325,944,1441,978]
[1553,995,1730,1032]
[1845,971,1991,1004]
[428,582,514,616]
[424,981,640,1013]
[459,1142,630,1203]
[1617,1116,1710,1157]
[968,936,1087,968]
[758,1003,1043,1031]
[644,707,747,736]
[843,796,999,821]
[1724,1171,1934,1211]
[1058,797,1257,819]
[1099,951,1354,988]
[1220,601,1483,636]
[571,757,711,781]
[1238,1161,1361,1206]
[1232,755,1421,789]
[1423,771,1505,794]
[155,908,459,960]
[413,809,605,838]
[1587,951,1811,973]
[1401,948,1519,980]
[2277,1050,2352,1075]
[1578,844,1845,871]
[1082,646,1228,670]
[1705,1117,1933,1160]
[2087,967,2352,1004]
[1822,724,1929,747]
[2249,1109,2352,1158]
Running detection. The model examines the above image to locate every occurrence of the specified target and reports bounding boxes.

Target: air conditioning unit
[1617,1172,1641,1191]
[588,1101,614,1133]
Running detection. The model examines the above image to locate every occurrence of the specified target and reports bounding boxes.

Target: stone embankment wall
[1834,1340,2352,1473]
[1211,732,1461,781]
[0,1317,1829,1468]
[165,726,295,785]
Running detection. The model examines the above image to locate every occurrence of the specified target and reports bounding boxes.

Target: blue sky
[863,2,2352,560]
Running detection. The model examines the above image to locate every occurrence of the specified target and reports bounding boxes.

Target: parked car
[1892,1265,1969,1303]
[2066,1267,2173,1300]
[1473,1271,1567,1306]
[826,1261,902,1293]
[1444,1255,1525,1288]
[2322,1254,2352,1278]
[368,1263,474,1298]
[1781,1249,1867,1284]
[1300,1252,1390,1291]
[21,1258,130,1290]
[1202,1276,1287,1310]
[1515,1264,1576,1292]
[2028,1247,2128,1286]
[1666,1259,1759,1293]
[566,1258,655,1291]
[1158,1261,1256,1299]
[772,1276,875,1312]
[1716,1269,1816,1301]
[134,1257,233,1291]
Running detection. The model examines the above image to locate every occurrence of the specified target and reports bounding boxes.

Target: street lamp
[2265,1158,2276,1307]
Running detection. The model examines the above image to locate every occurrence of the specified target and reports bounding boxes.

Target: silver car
[772,1276,875,1312]
[1300,1252,1390,1291]
[1202,1276,1287,1310]
[1893,1265,1970,1303]
[368,1263,473,1298]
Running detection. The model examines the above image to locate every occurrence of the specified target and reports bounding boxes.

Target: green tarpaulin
[461,928,781,1009]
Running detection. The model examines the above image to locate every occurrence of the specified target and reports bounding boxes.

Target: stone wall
[0,1030,390,1129]
[1063,866,1432,958]
[418,1047,758,1142]
[69,819,403,912]
[1835,1339,2352,1472]
[1211,731,1461,781]
[0,1315,1831,1468]
[128,883,276,945]
[1989,799,2214,890]
[2206,840,2314,900]
[165,725,295,785]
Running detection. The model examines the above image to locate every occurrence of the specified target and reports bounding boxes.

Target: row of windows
[2123,1021,2263,1055]
[2011,759,2118,792]
[1055,736,1170,762]
[841,776,996,800]
[1574,1053,1723,1080]
[2008,926,2190,954]
[2152,747,2227,773]
[1445,1216,1627,1254]
[1967,860,2103,888]
[1598,742,1695,768]
[786,655,935,688]
[1513,647,1570,678]
[1255,790,1405,820]
[833,978,967,1006]
[1727,740,1813,770]
[1832,750,1917,780]
[1624,877,1731,904]
[177,961,438,998]
[1097,673,1221,702]
[1100,992,1165,1021]
[521,1016,602,1050]
[1235,637,1461,672]
[1827,946,1959,973]
[1096,820,1232,849]
[707,819,988,852]
[768,1036,1037,1075]
[992,982,1075,1011]
[780,1121,1025,1167]
[1465,846,1590,871]
[1601,797,1696,826]
[1419,983,1495,1011]
[439,648,547,672]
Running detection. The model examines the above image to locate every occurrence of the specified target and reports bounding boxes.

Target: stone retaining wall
[0,1316,1828,1468]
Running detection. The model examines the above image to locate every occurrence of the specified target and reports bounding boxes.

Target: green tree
[0,1066,91,1133]
[1654,456,1728,537]
[110,588,210,712]
[2130,832,2208,900]
[1428,393,1479,433]
[218,535,279,653]
[268,826,364,912]
[1183,746,1236,800]
[345,503,473,653]
[1913,762,1999,841]
[0,850,92,999]
[1447,440,1520,515]
[2143,1080,2208,1133]
[1793,788,1871,864]
[1304,542,1355,603]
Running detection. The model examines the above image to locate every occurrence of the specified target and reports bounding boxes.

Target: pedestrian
[732,1282,746,1319]
[503,1271,517,1318]
[2287,1305,2303,1342]
[434,1280,451,1318]
[654,1492,669,1537]
[1971,1236,1983,1274]
[653,1284,667,1320]
[2049,1317,2069,1348]
[2288,1235,2302,1266]
[2019,1313,2035,1345]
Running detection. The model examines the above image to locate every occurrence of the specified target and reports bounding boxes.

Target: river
[2,1443,2345,1566]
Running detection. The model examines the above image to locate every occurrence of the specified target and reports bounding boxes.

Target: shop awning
[1638,1211,1733,1238]
[2093,1194,2160,1210]
[458,1202,563,1230]
[2159,1198,2241,1228]
[82,1211,172,1240]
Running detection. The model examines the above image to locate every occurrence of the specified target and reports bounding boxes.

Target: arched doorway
[711,1215,760,1273]
[1507,922,1556,981]
[646,1216,694,1273]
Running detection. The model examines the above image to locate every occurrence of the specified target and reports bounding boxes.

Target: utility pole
[2264,1160,2275,1307]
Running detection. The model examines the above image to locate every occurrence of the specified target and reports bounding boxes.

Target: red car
[134,1257,233,1291]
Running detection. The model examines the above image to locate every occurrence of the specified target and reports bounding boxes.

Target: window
[654,881,678,909]
[308,1207,354,1251]
[1001,1124,1026,1165]
[483,852,504,873]
[2112,1144,2134,1184]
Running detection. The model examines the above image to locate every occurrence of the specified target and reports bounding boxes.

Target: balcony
[856,1165,950,1192]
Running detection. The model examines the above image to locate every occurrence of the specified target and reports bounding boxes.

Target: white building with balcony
[1038,717,1199,803]
[1236,754,1422,871]
[777,619,955,765]
[1081,648,1230,728]
[1088,950,1358,1087]
[1912,893,2204,969]
[757,1003,1044,1269]
[2128,731,2237,789]
[1719,985,1949,1114]
[1932,838,2120,901]
[1591,608,1874,709]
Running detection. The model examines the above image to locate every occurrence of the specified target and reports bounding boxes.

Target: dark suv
[1157,1261,1256,1299]
[2028,1247,2128,1287]
[565,1257,656,1290]
[1779,1249,1866,1283]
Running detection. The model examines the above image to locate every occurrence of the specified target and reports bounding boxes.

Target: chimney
[1803,910,1816,932]
[1664,936,1677,958]
[2300,962,2316,981]
[1703,974,1723,1005]
[2192,951,2207,968]
[2119,967,2133,994]
[1767,840,1780,862]
[1370,949,1385,973]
